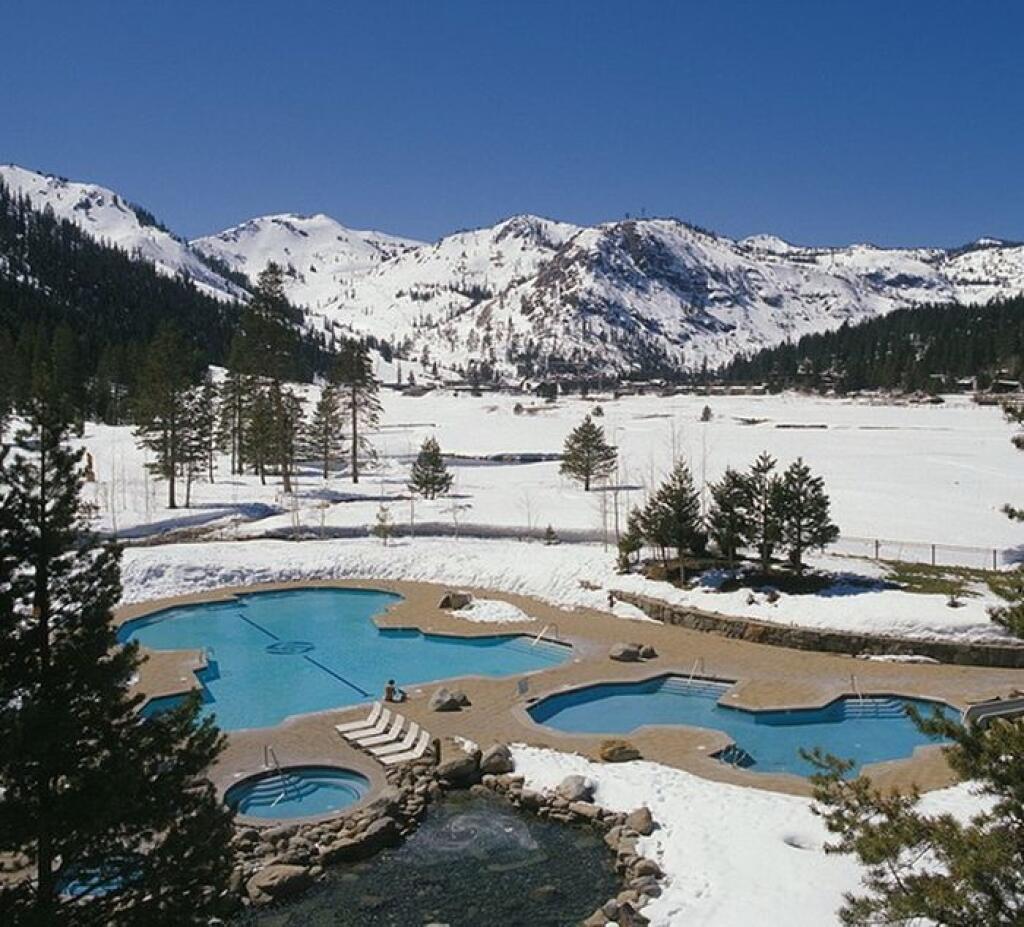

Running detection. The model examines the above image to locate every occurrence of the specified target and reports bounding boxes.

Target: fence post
[930,544,936,566]
[874,539,880,560]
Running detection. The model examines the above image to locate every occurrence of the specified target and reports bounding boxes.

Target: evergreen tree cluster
[717,295,1024,392]
[0,178,330,427]
[619,452,838,576]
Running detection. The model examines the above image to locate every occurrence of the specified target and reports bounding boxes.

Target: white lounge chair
[380,729,431,766]
[355,713,405,747]
[334,702,382,735]
[342,707,391,742]
[370,722,420,757]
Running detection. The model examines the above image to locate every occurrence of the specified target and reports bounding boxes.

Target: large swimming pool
[528,675,952,776]
[120,588,568,731]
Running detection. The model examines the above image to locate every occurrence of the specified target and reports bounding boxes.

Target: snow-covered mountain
[0,165,246,301]
[192,213,421,312]
[5,163,1024,376]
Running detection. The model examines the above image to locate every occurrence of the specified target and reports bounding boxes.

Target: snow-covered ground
[83,389,1022,642]
[510,745,985,927]
[83,390,1022,556]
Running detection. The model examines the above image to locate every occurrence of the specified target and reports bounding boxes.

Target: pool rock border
[229,741,664,925]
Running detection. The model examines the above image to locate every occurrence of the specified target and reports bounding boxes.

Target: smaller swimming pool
[226,765,371,819]
[528,675,953,777]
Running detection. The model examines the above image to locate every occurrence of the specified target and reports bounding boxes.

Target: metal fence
[827,535,1014,571]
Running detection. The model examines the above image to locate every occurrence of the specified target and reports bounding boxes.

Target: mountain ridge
[5,163,1024,378]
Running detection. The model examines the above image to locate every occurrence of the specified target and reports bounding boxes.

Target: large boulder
[318,816,400,864]
[429,686,470,711]
[600,739,641,763]
[245,864,312,905]
[609,642,642,662]
[638,644,658,660]
[625,806,656,836]
[555,774,594,803]
[479,743,514,774]
[439,590,473,610]
[436,750,481,788]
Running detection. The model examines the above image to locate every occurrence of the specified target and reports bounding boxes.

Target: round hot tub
[225,765,371,820]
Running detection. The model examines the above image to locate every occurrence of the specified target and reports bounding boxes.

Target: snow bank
[509,746,986,927]
[120,537,1010,643]
[452,598,534,624]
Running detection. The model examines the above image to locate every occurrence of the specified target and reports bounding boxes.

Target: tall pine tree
[304,385,346,480]
[777,457,839,571]
[408,436,453,499]
[559,415,617,491]
[707,467,750,566]
[0,385,234,925]
[333,341,381,484]
[745,451,783,573]
[639,459,702,580]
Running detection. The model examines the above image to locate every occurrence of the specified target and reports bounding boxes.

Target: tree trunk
[33,438,55,920]
[351,390,360,484]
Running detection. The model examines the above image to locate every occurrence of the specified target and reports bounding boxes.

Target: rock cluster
[231,754,439,910]
[608,642,658,662]
[429,686,472,711]
[480,768,664,926]
[230,741,665,925]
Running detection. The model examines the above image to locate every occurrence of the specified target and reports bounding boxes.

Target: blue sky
[3,1,1022,245]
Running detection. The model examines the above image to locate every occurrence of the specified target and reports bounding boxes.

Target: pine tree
[807,713,1024,925]
[133,326,198,509]
[0,387,234,925]
[707,467,750,566]
[305,385,346,480]
[616,506,645,572]
[333,341,381,484]
[559,415,617,491]
[639,459,702,580]
[745,452,783,573]
[179,375,219,508]
[408,436,453,499]
[777,457,839,571]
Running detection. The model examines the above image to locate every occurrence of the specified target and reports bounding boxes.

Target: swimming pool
[120,588,568,731]
[225,765,371,819]
[527,675,952,776]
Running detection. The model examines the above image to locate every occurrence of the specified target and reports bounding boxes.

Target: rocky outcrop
[609,642,658,662]
[479,743,514,774]
[625,806,656,836]
[555,774,595,803]
[600,739,641,762]
[438,590,473,610]
[436,749,482,788]
[429,686,471,711]
[245,864,312,905]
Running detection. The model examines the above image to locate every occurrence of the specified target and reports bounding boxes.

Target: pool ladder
[850,674,864,702]
[263,745,295,807]
[687,657,706,686]
[531,623,560,646]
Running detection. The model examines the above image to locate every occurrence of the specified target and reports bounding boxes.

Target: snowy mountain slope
[0,165,245,301]
[191,213,422,312]
[311,218,1024,375]
[6,162,1023,376]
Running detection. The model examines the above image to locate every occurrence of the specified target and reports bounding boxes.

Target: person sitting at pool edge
[384,679,406,703]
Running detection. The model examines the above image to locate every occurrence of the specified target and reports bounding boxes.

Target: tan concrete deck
[118,579,1024,799]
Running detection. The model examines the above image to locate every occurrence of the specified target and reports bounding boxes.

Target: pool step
[841,698,910,719]
[659,678,731,699]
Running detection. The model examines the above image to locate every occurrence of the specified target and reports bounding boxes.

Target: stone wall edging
[614,591,1024,669]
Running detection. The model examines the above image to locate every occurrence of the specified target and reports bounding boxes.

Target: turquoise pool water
[225,765,371,819]
[120,588,568,731]
[528,675,952,776]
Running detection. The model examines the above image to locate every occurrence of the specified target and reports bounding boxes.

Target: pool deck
[117,579,1024,799]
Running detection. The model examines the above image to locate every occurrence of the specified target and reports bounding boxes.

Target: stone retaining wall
[615,591,1024,669]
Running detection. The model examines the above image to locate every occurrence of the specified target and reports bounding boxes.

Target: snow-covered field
[84,390,1022,554]
[511,745,985,927]
[83,389,1022,642]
